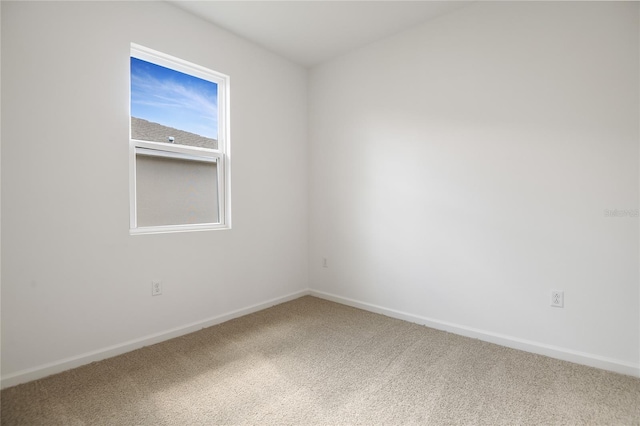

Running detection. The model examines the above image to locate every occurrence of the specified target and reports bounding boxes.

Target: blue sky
[131,57,218,139]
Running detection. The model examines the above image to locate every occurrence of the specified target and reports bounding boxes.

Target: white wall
[1,1,308,385]
[309,1,640,374]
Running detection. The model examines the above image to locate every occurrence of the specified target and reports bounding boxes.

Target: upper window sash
[130,43,229,154]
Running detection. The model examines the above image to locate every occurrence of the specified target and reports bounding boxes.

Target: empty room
[1,1,639,424]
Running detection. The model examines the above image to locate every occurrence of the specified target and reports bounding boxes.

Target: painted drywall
[1,1,308,383]
[309,2,639,372]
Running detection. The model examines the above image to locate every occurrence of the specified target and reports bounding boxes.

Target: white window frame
[129,43,231,235]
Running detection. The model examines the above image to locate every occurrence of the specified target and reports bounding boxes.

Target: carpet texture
[2,296,639,425]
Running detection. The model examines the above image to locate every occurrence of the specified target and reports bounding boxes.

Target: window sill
[130,223,231,235]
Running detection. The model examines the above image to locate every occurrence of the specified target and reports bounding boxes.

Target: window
[129,44,230,234]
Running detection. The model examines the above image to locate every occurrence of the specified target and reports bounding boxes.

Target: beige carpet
[2,296,639,425]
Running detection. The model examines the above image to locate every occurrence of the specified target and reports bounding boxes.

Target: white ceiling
[168,1,472,67]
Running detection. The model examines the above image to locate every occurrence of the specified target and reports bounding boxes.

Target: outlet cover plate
[551,290,564,308]
[152,281,162,296]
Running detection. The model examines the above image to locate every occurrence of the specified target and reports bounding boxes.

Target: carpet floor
[1,296,639,425]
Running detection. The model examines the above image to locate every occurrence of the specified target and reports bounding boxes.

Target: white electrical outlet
[152,281,162,296]
[551,290,563,308]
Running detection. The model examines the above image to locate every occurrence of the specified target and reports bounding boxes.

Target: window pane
[136,154,219,227]
[130,57,218,149]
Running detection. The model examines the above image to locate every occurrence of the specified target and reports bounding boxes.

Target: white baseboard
[1,289,311,389]
[4,288,637,389]
[310,290,640,378]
